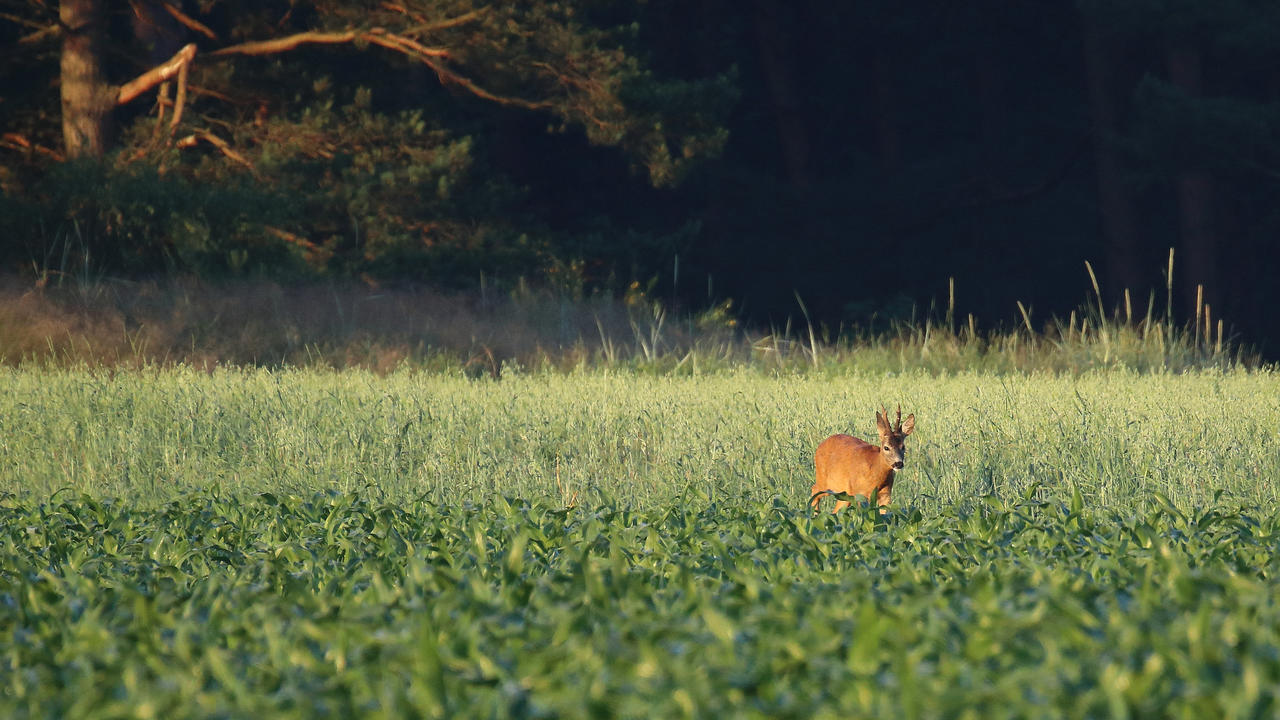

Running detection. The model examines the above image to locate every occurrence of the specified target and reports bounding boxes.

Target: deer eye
[883,445,890,451]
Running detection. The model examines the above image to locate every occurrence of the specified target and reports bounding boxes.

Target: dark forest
[3,1,1279,355]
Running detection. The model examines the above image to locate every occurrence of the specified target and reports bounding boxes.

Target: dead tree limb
[117,42,197,106]
[170,58,189,129]
[162,2,217,40]
[176,131,254,171]
[208,30,359,57]
[0,133,64,161]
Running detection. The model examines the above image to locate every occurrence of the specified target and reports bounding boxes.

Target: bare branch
[364,28,450,59]
[151,81,170,141]
[425,58,549,110]
[116,43,197,106]
[211,28,548,111]
[162,2,217,40]
[0,133,64,161]
[176,131,254,171]
[187,85,237,105]
[209,30,359,57]
[0,11,51,32]
[378,4,484,34]
[17,23,59,44]
[265,226,334,262]
[405,10,484,35]
[170,58,189,130]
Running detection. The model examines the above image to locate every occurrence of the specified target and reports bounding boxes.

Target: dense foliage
[4,489,1279,717]
[4,1,1280,351]
[0,0,734,283]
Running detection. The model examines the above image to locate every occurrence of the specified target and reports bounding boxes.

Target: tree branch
[162,2,217,40]
[377,5,484,34]
[176,130,254,171]
[208,30,359,57]
[265,225,334,264]
[0,11,50,32]
[405,10,485,35]
[151,81,170,138]
[116,42,197,106]
[17,23,60,44]
[418,55,549,110]
[170,57,189,129]
[210,29,548,110]
[362,28,450,59]
[0,133,64,161]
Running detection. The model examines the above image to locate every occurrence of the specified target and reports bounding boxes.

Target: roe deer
[810,405,915,514]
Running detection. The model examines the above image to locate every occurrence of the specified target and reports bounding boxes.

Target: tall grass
[2,367,1276,511]
[0,255,1257,374]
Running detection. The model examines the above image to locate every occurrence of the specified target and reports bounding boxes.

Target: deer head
[875,404,916,470]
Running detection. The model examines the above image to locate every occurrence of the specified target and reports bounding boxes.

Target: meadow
[3,366,1280,717]
[3,367,1276,508]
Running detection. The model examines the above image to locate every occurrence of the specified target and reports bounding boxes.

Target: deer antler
[895,404,903,432]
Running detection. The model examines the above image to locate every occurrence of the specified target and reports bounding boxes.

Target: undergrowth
[0,261,1257,375]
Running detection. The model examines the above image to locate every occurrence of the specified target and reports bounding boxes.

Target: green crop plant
[2,365,1278,717]
[3,490,1279,717]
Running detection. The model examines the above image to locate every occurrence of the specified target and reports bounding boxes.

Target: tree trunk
[60,0,112,158]
[1082,22,1143,303]
[1165,42,1219,318]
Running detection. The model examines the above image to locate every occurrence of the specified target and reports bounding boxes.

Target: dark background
[3,1,1279,354]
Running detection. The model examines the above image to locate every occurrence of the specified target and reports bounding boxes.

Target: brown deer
[810,405,915,514]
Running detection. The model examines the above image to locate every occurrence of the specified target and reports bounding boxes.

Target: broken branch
[117,43,197,106]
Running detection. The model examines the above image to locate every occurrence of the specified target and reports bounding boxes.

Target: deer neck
[874,462,896,488]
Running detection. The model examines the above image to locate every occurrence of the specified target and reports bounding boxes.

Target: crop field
[2,367,1280,717]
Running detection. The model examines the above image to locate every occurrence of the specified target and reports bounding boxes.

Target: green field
[3,367,1279,717]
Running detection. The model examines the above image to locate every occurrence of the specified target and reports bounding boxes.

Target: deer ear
[875,411,891,436]
[901,414,915,436]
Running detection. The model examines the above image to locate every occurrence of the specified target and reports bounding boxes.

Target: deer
[810,405,915,514]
